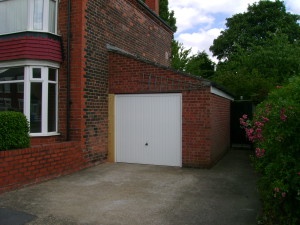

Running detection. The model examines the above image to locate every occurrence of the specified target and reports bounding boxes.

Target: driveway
[0,149,260,225]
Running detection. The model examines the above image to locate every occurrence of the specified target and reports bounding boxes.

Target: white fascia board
[210,86,234,101]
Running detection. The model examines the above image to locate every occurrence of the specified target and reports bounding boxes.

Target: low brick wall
[0,141,87,193]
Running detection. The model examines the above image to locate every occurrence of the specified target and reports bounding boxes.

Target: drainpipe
[66,0,71,141]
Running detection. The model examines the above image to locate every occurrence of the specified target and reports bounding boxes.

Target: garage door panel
[115,94,182,167]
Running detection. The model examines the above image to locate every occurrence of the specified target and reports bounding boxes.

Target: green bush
[0,111,30,151]
[240,76,300,224]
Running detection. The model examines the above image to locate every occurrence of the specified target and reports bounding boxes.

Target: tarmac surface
[0,149,260,225]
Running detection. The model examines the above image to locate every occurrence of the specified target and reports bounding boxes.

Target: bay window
[0,62,59,135]
[0,0,58,35]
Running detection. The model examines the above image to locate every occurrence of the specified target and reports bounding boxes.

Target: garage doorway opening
[115,93,182,167]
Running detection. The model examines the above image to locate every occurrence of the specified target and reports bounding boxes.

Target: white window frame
[28,0,58,33]
[0,60,59,136]
[0,0,58,35]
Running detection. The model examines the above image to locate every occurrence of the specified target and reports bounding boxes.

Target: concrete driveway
[0,150,260,225]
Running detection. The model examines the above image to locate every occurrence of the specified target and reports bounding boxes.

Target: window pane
[32,68,41,79]
[0,83,24,112]
[33,0,44,30]
[48,83,56,132]
[0,67,24,81]
[0,0,28,34]
[49,0,56,33]
[48,68,56,81]
[30,82,42,133]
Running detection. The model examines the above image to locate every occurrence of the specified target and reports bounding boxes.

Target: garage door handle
[145,142,148,146]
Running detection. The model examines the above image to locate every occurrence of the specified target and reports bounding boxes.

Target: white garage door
[115,94,182,167]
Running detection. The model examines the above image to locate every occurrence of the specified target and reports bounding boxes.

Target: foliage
[210,0,300,60]
[185,51,215,79]
[213,32,300,103]
[213,70,275,103]
[159,0,177,31]
[0,111,30,151]
[171,40,191,71]
[171,41,215,78]
[240,76,300,224]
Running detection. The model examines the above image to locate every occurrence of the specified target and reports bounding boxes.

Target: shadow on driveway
[0,149,260,225]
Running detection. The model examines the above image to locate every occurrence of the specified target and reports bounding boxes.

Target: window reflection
[30,82,42,133]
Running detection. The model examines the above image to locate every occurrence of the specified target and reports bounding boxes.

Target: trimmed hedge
[0,111,30,151]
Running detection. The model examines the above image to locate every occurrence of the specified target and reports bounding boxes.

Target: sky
[168,0,300,62]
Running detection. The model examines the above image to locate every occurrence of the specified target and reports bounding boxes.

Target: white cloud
[173,6,214,33]
[170,0,260,33]
[285,0,300,14]
[177,28,223,63]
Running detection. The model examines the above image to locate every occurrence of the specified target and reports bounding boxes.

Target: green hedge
[0,111,30,151]
[240,76,300,224]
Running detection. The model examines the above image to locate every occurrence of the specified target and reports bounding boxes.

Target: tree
[159,0,177,31]
[185,51,215,78]
[210,0,300,60]
[171,40,191,71]
[213,33,300,103]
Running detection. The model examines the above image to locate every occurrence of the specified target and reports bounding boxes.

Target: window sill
[0,31,61,40]
[29,132,61,137]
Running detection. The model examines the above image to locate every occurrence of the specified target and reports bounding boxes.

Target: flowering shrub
[240,76,300,225]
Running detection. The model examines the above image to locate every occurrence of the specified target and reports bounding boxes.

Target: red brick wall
[210,94,231,164]
[182,91,212,167]
[145,0,159,15]
[57,0,173,163]
[0,142,87,193]
[108,51,231,167]
[57,0,88,143]
[82,0,173,162]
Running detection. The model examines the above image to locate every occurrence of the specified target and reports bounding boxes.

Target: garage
[108,48,233,168]
[115,94,182,167]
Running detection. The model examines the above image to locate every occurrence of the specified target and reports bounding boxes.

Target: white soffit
[210,86,234,101]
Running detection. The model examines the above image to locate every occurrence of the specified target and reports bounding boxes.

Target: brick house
[0,0,233,193]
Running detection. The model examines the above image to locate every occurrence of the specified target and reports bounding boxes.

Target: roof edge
[136,0,175,33]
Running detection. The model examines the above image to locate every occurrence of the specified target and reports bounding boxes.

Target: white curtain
[48,0,56,33]
[0,0,28,34]
[33,0,44,30]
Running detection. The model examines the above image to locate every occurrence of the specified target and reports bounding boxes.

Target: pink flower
[254,121,264,127]
[256,128,262,133]
[242,121,248,126]
[262,117,269,122]
[274,187,280,192]
[255,148,265,157]
[298,172,300,176]
[242,114,248,120]
[280,108,288,121]
[256,133,263,140]
[280,115,287,121]
[282,192,286,198]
